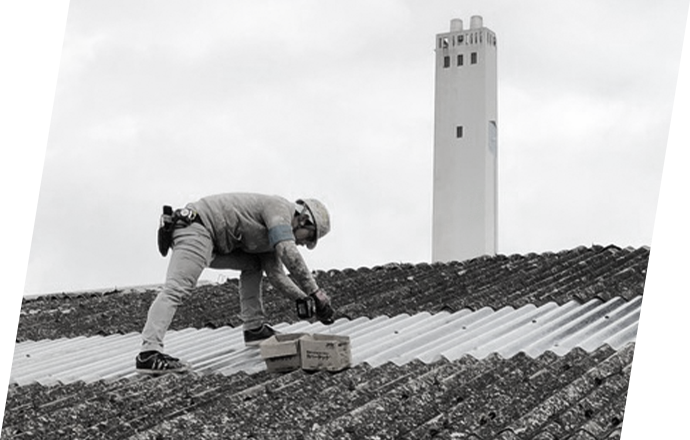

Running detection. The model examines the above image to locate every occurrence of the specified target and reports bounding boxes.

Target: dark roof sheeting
[2,344,634,439]
[14,245,648,342]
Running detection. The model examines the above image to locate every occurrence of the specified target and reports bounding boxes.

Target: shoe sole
[136,367,190,375]
[244,326,281,347]
[244,339,268,347]
[135,360,192,375]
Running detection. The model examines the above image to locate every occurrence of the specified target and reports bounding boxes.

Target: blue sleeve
[268,224,295,248]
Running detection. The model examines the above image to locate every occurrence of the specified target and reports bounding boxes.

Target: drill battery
[295,296,316,319]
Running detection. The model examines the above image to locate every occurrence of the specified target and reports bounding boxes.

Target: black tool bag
[157,205,175,257]
[157,206,202,257]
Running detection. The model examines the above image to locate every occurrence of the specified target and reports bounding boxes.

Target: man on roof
[135,192,335,375]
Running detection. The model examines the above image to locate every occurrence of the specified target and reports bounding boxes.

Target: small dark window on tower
[458,35,464,44]
[440,37,449,48]
[471,52,477,64]
[456,126,463,138]
[457,54,464,66]
[444,56,450,68]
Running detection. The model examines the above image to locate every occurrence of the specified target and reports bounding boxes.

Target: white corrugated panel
[9,297,640,386]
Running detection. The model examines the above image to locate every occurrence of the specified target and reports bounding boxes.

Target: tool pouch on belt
[157,205,175,257]
[157,206,202,257]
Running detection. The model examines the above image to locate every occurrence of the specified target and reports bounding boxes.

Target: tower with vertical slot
[432,15,498,262]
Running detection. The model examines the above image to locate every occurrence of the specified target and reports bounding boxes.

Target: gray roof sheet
[10,297,640,387]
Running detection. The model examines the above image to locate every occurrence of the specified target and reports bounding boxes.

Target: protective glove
[311,289,335,325]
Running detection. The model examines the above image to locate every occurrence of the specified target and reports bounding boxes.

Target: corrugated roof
[10,296,640,387]
[3,245,646,439]
[14,245,648,342]
[3,344,635,439]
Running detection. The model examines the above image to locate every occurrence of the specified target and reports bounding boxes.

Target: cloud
[24,0,688,293]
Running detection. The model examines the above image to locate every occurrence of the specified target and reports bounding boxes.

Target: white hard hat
[296,198,331,249]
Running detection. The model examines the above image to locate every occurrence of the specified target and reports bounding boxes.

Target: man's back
[189,193,294,254]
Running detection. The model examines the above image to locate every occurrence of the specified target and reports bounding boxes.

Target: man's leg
[210,252,264,330]
[141,223,213,353]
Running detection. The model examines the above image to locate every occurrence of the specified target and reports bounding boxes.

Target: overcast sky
[21,0,689,295]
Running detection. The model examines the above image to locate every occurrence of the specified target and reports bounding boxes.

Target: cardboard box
[260,333,307,373]
[299,333,351,372]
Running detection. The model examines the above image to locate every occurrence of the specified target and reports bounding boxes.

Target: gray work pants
[140,222,265,353]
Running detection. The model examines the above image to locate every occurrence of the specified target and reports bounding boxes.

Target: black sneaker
[244,324,277,346]
[311,290,335,325]
[135,351,190,375]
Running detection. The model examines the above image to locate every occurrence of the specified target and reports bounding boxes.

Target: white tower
[432,15,498,263]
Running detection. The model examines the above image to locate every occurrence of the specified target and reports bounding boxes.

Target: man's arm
[269,239,335,324]
[260,252,308,300]
[272,240,319,295]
